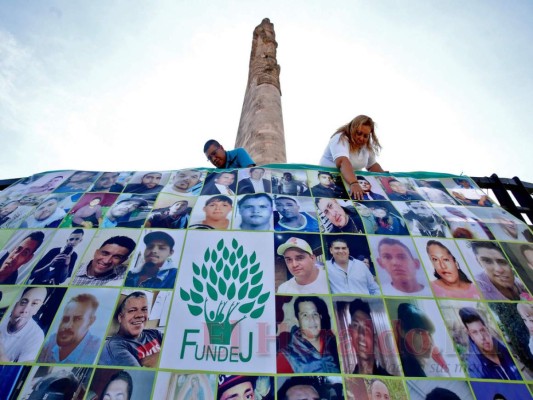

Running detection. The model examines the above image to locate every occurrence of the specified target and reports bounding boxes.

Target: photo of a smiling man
[274,234,328,295]
[99,290,167,368]
[72,229,139,287]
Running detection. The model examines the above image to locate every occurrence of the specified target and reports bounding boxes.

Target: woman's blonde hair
[332,115,382,153]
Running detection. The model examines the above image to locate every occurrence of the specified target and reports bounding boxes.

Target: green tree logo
[180,238,270,345]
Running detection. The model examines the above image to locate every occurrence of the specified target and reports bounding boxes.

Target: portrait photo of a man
[237,167,272,194]
[498,242,533,292]
[325,236,380,295]
[456,240,531,301]
[274,195,319,232]
[333,297,400,376]
[87,368,157,400]
[272,170,309,196]
[0,286,67,362]
[406,380,474,400]
[316,198,364,234]
[37,287,117,364]
[200,171,237,196]
[20,195,71,228]
[99,290,168,367]
[395,201,452,238]
[25,173,66,195]
[387,298,463,378]
[125,230,183,289]
[71,230,139,287]
[18,365,92,400]
[439,300,522,380]
[380,177,424,201]
[162,169,205,197]
[53,171,99,193]
[101,194,153,229]
[145,193,194,230]
[368,236,433,297]
[27,228,96,286]
[0,230,50,285]
[307,171,348,199]
[233,193,274,231]
[470,381,533,400]
[188,195,234,230]
[468,207,533,243]
[123,171,169,194]
[434,205,495,240]
[275,234,328,294]
[217,375,274,400]
[0,199,34,228]
[414,178,458,205]
[0,287,49,362]
[89,171,132,193]
[355,175,387,200]
[460,307,521,379]
[277,376,343,400]
[444,177,494,207]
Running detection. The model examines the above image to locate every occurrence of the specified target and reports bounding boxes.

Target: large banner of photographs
[0,167,532,400]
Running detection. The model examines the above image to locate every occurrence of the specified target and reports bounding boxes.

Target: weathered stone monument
[235,18,287,165]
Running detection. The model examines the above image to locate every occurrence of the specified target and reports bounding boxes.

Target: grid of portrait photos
[0,167,532,400]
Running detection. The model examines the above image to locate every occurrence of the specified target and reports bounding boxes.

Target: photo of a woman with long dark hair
[425,240,481,299]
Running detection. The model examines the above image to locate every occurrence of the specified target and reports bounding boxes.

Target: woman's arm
[368,162,385,172]
[335,156,364,200]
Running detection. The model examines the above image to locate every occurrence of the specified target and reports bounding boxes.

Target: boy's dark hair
[459,307,486,327]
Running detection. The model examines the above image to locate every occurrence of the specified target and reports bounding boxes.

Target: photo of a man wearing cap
[124,231,178,289]
[276,236,329,294]
[389,299,463,378]
[217,375,273,400]
[274,196,319,232]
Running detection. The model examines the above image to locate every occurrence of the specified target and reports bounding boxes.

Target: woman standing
[320,115,384,200]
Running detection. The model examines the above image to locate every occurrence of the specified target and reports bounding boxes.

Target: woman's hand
[335,157,365,200]
[350,182,365,200]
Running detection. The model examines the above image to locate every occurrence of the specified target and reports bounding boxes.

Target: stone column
[235,18,287,165]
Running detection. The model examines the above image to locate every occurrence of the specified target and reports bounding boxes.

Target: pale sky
[1,0,532,181]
